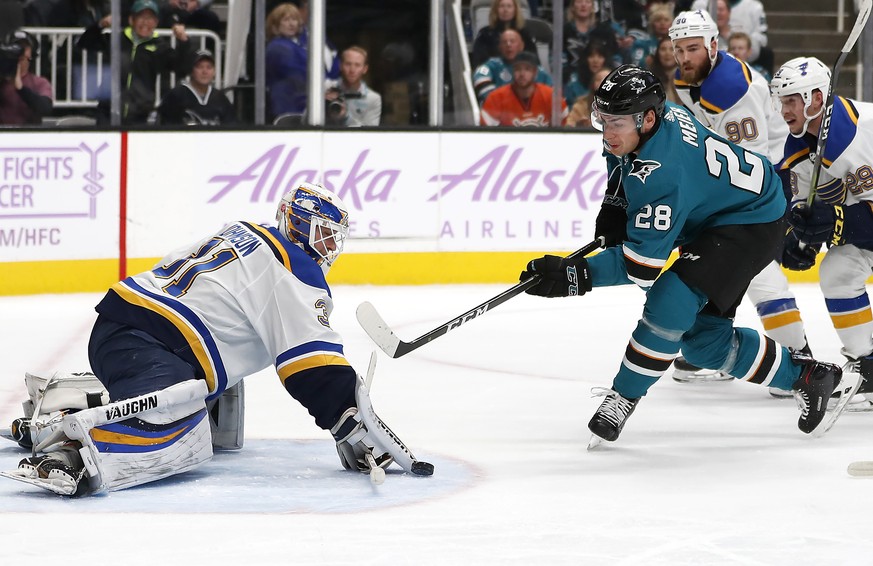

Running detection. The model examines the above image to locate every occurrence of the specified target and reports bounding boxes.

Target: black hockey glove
[781,230,819,271]
[595,165,628,247]
[520,255,592,298]
[595,199,628,247]
[788,201,836,248]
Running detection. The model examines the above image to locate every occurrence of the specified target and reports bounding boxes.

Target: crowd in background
[471,0,772,128]
[0,0,772,128]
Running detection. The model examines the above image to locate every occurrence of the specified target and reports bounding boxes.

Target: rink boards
[0,129,822,295]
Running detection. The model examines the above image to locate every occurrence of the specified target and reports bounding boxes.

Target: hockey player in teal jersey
[520,65,846,444]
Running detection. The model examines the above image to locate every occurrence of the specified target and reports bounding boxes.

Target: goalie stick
[806,0,873,207]
[357,236,606,358]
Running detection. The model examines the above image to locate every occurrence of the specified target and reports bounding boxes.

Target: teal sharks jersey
[589,102,785,289]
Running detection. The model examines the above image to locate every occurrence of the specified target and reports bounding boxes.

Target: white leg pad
[63,380,213,493]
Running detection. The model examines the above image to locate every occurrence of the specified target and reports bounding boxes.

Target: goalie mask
[592,65,666,139]
[770,57,831,138]
[669,10,719,66]
[276,182,350,267]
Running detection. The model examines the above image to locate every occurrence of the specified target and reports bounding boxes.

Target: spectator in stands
[564,38,613,106]
[480,51,566,127]
[76,0,192,124]
[692,0,768,63]
[323,46,381,127]
[562,0,621,83]
[473,28,551,105]
[470,0,537,69]
[727,31,770,81]
[266,3,307,118]
[626,3,673,68]
[293,0,341,81]
[158,49,235,125]
[158,1,221,35]
[715,0,732,51]
[0,30,52,125]
[566,66,611,128]
[647,36,680,103]
[610,0,649,33]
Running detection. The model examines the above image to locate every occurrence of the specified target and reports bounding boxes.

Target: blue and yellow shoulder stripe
[242,222,329,294]
[104,278,229,399]
[821,96,859,167]
[675,52,753,114]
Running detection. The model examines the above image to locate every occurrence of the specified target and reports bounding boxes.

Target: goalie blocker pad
[64,379,213,493]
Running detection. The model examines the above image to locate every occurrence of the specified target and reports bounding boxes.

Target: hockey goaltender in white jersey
[1,182,433,496]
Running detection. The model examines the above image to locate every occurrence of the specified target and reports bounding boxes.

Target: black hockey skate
[791,352,842,434]
[2,445,88,496]
[588,388,640,443]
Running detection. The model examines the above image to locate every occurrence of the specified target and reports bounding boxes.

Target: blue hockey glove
[520,255,592,298]
[789,201,836,248]
[781,230,819,271]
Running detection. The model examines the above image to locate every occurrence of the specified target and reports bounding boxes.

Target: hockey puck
[411,460,434,476]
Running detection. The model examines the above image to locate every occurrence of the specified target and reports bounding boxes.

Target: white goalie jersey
[778,96,873,206]
[95,221,352,400]
[676,51,787,162]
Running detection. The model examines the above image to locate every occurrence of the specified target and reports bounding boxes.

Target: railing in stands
[22,27,223,110]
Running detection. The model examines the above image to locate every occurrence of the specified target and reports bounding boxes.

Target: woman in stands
[647,36,680,104]
[265,2,307,118]
[470,0,537,69]
[561,0,620,84]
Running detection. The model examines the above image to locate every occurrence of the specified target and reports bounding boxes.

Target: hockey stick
[356,237,606,358]
[806,0,873,207]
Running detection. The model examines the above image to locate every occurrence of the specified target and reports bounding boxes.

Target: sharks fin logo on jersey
[628,159,662,183]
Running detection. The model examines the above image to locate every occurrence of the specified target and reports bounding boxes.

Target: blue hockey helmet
[276,182,349,267]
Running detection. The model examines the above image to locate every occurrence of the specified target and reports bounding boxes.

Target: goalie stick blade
[364,350,377,389]
[847,461,873,477]
[0,470,78,496]
[811,372,863,438]
[356,302,404,358]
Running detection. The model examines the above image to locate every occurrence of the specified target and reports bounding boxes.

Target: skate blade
[671,370,733,384]
[811,372,863,438]
[0,470,77,495]
[587,434,605,451]
[0,428,15,442]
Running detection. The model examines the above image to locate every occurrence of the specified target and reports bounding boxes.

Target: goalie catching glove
[520,255,592,298]
[331,376,434,478]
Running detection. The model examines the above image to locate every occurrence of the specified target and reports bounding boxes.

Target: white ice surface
[1,284,872,565]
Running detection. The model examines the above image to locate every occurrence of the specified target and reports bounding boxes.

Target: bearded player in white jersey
[773,57,873,410]
[1,182,432,496]
[667,9,811,387]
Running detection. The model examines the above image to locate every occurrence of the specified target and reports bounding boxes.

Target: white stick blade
[847,461,873,477]
[844,0,873,51]
[356,302,401,358]
[364,351,377,389]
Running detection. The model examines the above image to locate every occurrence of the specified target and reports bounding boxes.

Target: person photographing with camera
[324,46,381,127]
[0,30,52,126]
